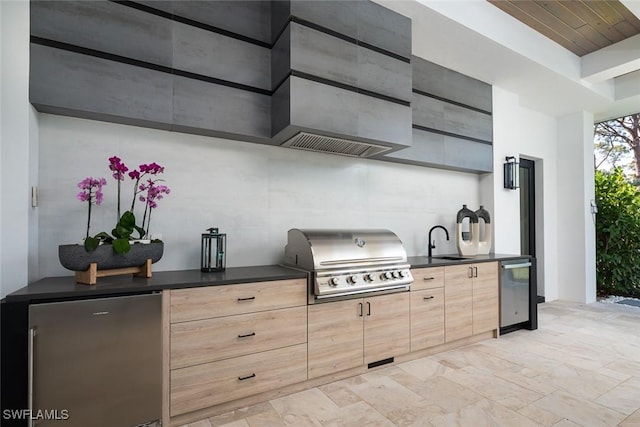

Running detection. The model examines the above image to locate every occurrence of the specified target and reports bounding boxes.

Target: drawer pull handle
[237,296,255,302]
[423,277,435,281]
[238,332,256,338]
[423,295,435,300]
[238,373,256,381]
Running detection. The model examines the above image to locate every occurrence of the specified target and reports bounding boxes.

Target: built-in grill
[283,229,413,303]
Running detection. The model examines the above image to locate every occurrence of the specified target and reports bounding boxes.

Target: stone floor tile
[619,408,640,426]
[532,389,627,427]
[207,402,275,427]
[269,388,339,426]
[518,403,564,427]
[429,398,541,427]
[321,401,394,427]
[595,376,640,416]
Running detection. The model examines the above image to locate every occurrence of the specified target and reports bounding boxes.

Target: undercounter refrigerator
[500,258,538,334]
[28,293,162,427]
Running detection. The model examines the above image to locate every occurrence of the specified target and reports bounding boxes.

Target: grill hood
[283,228,408,272]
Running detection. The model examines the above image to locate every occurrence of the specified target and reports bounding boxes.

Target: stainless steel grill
[283,229,413,303]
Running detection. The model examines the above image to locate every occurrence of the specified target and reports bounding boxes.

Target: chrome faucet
[428,225,450,258]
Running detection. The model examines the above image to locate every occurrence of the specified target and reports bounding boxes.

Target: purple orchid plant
[76,177,107,240]
[79,157,170,254]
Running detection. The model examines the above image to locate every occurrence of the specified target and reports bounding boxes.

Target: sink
[431,256,473,260]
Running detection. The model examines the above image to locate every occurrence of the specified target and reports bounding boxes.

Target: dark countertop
[407,253,531,268]
[4,254,529,304]
[4,265,308,303]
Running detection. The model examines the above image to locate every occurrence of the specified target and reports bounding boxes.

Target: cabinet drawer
[170,279,307,323]
[410,288,445,351]
[411,267,445,290]
[170,343,307,416]
[170,306,307,369]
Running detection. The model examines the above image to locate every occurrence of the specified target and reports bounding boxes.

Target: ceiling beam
[581,32,640,82]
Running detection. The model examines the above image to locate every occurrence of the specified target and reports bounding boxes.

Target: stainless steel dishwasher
[28,293,162,427]
[500,258,537,334]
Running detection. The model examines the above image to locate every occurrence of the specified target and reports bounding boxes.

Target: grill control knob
[328,277,340,287]
[347,275,358,284]
[392,271,401,278]
[381,271,393,280]
[364,273,374,282]
[400,270,408,278]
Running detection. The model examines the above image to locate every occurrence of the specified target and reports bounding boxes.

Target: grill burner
[283,229,413,303]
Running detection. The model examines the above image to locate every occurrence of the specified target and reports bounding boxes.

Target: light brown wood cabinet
[471,262,499,334]
[307,292,410,379]
[444,262,498,342]
[170,278,306,323]
[167,278,308,418]
[410,266,445,351]
[410,266,445,291]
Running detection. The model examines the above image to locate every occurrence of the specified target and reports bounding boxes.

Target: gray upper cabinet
[29,0,272,141]
[30,44,173,129]
[382,129,493,173]
[277,0,411,60]
[29,0,492,172]
[273,1,359,42]
[172,21,271,90]
[172,76,271,143]
[138,1,272,44]
[357,1,411,59]
[383,55,493,173]
[412,95,493,142]
[30,1,173,67]
[412,56,492,113]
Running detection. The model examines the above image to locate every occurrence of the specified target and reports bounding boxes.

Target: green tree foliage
[594,113,640,180]
[595,168,640,297]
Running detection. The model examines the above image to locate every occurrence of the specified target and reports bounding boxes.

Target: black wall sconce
[504,156,519,190]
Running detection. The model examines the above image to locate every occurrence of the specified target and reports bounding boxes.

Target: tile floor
[181,301,640,427]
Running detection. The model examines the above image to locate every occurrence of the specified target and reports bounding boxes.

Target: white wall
[557,111,597,303]
[486,86,559,301]
[0,0,36,298]
[38,114,481,277]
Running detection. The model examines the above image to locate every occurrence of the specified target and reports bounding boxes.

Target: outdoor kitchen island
[1,255,529,427]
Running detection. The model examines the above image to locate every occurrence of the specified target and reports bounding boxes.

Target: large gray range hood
[271,1,413,158]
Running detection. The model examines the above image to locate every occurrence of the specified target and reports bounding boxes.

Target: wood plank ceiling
[487,0,640,56]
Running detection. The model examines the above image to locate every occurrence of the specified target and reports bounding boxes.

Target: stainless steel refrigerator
[500,258,536,334]
[28,293,162,427]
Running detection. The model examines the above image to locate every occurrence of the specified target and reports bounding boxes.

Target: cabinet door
[410,288,445,351]
[363,292,410,365]
[170,306,307,369]
[411,267,445,291]
[308,299,364,379]
[170,279,306,323]
[444,265,473,342]
[171,344,307,416]
[472,262,499,334]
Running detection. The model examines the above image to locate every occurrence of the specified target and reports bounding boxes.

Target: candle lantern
[201,227,226,272]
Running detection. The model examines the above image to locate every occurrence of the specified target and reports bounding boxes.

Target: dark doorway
[519,158,542,302]
[519,159,535,257]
